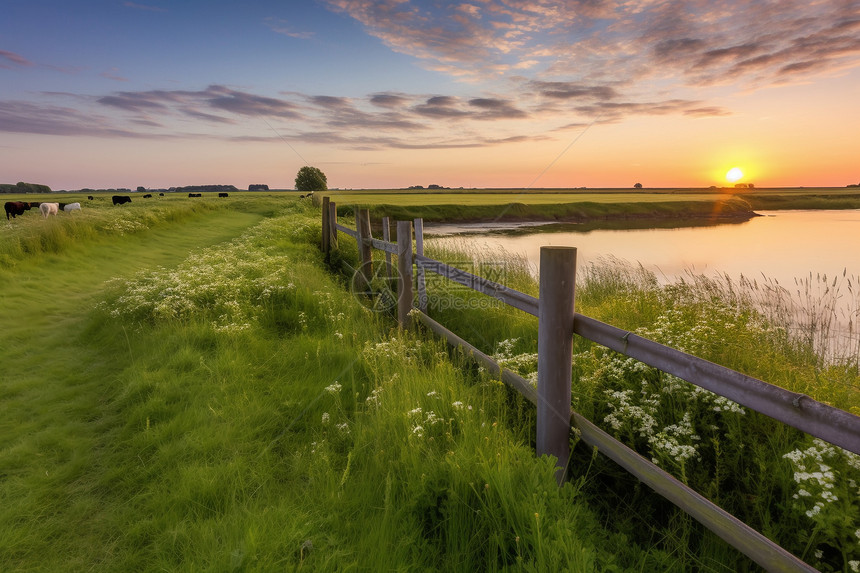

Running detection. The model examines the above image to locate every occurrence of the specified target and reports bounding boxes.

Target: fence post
[397,220,413,328]
[321,196,330,256]
[382,216,392,279]
[414,217,428,312]
[358,208,373,273]
[328,201,338,252]
[537,246,577,485]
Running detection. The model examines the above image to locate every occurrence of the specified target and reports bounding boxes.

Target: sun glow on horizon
[726,167,744,183]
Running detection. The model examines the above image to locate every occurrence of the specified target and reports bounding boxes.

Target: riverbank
[319,187,860,226]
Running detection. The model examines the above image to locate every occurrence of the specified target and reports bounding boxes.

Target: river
[426,210,859,290]
[426,210,860,356]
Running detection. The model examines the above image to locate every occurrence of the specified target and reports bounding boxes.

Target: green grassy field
[317,187,860,223]
[2,194,857,571]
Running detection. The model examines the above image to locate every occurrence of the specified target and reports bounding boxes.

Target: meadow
[1,192,858,571]
[318,187,860,223]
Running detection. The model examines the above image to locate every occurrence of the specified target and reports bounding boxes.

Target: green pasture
[318,187,860,223]
[1,194,857,571]
[322,186,860,206]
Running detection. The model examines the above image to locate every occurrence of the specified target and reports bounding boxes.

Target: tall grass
[421,242,860,571]
[0,198,222,267]
[3,199,693,571]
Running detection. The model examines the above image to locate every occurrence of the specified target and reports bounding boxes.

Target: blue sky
[2,1,859,190]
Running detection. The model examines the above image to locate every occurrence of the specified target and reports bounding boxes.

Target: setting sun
[726,167,744,183]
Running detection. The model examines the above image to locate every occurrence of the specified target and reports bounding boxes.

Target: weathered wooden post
[321,196,330,256]
[358,208,373,274]
[396,220,413,328]
[328,201,338,252]
[382,216,392,279]
[537,246,576,485]
[414,218,428,313]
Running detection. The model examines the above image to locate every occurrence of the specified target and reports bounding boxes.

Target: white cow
[63,202,81,213]
[40,202,59,218]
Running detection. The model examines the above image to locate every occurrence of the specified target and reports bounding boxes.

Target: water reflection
[427,210,860,289]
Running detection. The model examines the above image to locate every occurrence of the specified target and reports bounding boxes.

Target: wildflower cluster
[590,316,748,480]
[492,338,538,386]
[782,438,860,568]
[97,216,349,335]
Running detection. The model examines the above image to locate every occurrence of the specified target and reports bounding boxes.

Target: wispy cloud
[264,17,315,39]
[101,68,129,82]
[0,49,34,69]
[123,1,166,12]
[1,69,729,150]
[323,0,860,90]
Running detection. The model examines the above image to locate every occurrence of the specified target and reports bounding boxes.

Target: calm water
[427,210,860,289]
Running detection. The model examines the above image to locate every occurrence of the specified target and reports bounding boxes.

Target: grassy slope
[2,200,662,571]
[0,207,267,570]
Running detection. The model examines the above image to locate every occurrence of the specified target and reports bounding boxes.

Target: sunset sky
[2,0,859,191]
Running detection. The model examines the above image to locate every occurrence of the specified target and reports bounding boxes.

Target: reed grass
[419,240,860,571]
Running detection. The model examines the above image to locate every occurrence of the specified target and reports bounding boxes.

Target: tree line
[0,182,52,194]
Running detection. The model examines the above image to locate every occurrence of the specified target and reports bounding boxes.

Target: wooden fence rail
[321,207,860,571]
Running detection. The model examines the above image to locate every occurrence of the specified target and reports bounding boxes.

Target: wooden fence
[321,203,860,572]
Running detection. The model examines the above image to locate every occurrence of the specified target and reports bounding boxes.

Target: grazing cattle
[143,193,152,198]
[63,202,81,213]
[87,195,94,200]
[112,195,132,205]
[5,201,32,220]
[218,192,228,198]
[40,203,59,218]
[159,192,164,196]
[188,193,202,197]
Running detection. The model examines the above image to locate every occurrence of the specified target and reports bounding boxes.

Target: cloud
[123,2,167,12]
[323,0,860,90]
[264,17,315,39]
[369,92,412,108]
[0,100,153,138]
[101,68,130,82]
[2,76,727,151]
[0,49,34,69]
[206,87,302,118]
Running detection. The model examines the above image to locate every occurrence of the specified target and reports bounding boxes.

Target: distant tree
[634,182,643,189]
[295,166,327,192]
[137,186,146,192]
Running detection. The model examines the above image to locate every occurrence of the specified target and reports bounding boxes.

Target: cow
[87,195,94,200]
[112,195,132,205]
[159,192,164,196]
[143,193,152,198]
[218,192,228,198]
[188,193,202,197]
[63,202,82,213]
[40,203,59,218]
[5,201,32,220]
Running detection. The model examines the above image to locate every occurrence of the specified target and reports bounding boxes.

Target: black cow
[87,195,94,200]
[143,193,152,198]
[188,193,202,197]
[218,192,228,198]
[5,201,32,220]
[159,192,164,196]
[112,195,132,205]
